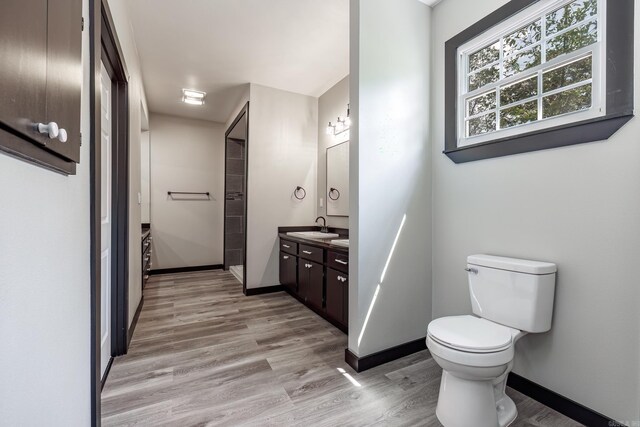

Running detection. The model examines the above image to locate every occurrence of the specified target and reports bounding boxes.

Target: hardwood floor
[102,270,582,426]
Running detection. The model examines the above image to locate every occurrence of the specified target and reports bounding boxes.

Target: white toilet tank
[467,254,557,333]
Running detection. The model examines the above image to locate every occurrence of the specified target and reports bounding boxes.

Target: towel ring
[328,187,340,201]
[294,186,306,200]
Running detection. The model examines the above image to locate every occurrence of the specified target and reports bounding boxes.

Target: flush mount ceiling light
[326,103,351,136]
[182,89,206,106]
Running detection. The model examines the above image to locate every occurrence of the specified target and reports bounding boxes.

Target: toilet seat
[428,315,516,352]
[427,316,519,367]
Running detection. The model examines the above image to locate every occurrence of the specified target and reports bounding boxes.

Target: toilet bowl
[427,255,557,427]
[427,315,525,427]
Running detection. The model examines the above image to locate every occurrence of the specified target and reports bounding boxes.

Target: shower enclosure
[224,103,249,289]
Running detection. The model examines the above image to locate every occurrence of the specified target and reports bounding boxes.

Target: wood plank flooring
[102,270,582,426]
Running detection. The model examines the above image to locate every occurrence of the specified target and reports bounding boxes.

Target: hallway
[101,271,580,426]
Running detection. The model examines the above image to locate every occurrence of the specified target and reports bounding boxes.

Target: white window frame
[456,0,607,148]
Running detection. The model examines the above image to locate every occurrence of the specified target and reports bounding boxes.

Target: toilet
[427,254,557,427]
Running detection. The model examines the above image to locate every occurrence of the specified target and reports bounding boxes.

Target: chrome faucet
[315,216,328,233]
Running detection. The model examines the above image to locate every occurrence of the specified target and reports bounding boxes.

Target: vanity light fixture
[326,104,351,136]
[182,88,206,106]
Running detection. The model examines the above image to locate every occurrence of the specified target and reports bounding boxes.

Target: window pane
[542,84,592,118]
[501,100,538,129]
[503,19,541,56]
[468,65,500,91]
[504,45,541,78]
[467,91,496,117]
[500,75,538,106]
[546,21,597,61]
[469,42,500,72]
[468,113,496,137]
[543,55,592,92]
[546,0,597,36]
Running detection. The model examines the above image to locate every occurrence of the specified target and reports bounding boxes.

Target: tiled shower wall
[225,137,245,269]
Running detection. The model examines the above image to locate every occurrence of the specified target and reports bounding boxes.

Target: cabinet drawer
[298,244,323,264]
[280,239,297,255]
[327,251,349,273]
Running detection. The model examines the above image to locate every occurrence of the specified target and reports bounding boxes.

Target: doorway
[91,1,130,422]
[224,103,249,291]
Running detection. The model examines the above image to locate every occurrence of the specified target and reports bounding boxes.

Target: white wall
[107,0,149,325]
[149,113,226,269]
[317,76,350,229]
[225,83,251,131]
[246,83,318,289]
[141,130,150,223]
[348,0,432,357]
[0,1,92,424]
[430,0,640,423]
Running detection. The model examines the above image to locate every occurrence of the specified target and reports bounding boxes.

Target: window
[444,0,634,163]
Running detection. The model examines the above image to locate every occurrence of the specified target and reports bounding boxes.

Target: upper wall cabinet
[0,0,83,174]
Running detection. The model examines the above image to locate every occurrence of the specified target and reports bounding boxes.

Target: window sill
[443,112,634,163]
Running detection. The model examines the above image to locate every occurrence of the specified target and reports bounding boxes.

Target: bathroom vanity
[278,227,349,332]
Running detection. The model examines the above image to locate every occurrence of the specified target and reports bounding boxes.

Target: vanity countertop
[278,232,348,253]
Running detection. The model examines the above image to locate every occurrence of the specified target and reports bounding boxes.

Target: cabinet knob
[36,122,59,139]
[283,255,289,260]
[57,128,68,143]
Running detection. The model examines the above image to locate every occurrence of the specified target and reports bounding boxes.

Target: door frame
[223,103,249,294]
[90,1,130,424]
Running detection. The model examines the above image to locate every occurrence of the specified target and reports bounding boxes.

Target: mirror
[326,141,349,217]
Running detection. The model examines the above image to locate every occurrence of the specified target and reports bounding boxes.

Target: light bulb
[326,122,334,135]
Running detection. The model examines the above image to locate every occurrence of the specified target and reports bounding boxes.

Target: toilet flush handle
[464,267,478,274]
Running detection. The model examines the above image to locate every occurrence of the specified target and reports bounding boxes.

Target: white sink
[286,231,339,239]
[330,239,349,248]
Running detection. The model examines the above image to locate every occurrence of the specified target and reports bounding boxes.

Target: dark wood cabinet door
[0,0,48,145]
[297,261,308,302]
[280,252,297,294]
[306,261,323,311]
[45,0,82,162]
[326,268,348,326]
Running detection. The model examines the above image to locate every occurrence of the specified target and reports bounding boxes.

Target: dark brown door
[306,261,323,311]
[298,261,308,302]
[45,0,82,162]
[326,268,347,326]
[280,253,297,294]
[0,0,48,145]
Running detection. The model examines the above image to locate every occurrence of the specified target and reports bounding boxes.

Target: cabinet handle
[303,250,312,255]
[335,259,348,265]
[283,255,289,260]
[57,128,68,143]
[338,276,347,282]
[283,244,290,248]
[144,275,150,280]
[36,122,59,139]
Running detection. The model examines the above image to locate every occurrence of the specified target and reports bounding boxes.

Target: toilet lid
[428,315,515,353]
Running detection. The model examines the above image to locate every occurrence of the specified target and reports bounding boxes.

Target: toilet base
[435,370,517,427]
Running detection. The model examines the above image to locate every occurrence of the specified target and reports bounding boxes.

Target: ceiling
[128,0,349,124]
